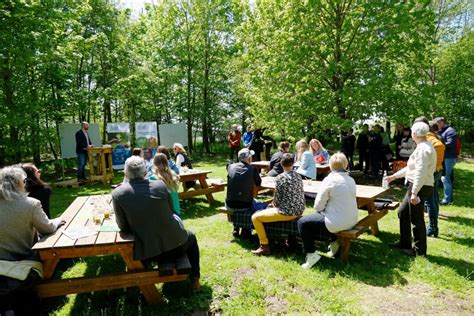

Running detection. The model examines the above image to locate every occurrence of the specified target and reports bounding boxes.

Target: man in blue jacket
[434,118,457,205]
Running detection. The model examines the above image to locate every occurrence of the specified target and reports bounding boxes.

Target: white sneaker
[327,241,340,257]
[301,252,321,269]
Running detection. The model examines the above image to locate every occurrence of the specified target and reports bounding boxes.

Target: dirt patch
[265,295,289,314]
[360,283,473,314]
[228,266,257,297]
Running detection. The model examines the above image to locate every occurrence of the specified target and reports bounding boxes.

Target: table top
[260,177,387,200]
[177,169,212,181]
[33,195,133,251]
[252,161,329,169]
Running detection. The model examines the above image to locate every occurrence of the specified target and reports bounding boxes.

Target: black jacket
[226,162,261,209]
[75,130,92,154]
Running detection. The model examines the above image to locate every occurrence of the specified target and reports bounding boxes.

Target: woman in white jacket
[386,122,436,256]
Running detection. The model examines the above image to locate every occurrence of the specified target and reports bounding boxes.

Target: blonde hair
[153,153,179,190]
[309,139,325,153]
[329,152,348,171]
[295,140,308,162]
[173,143,186,154]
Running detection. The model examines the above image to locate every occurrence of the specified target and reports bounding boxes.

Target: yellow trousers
[251,208,299,245]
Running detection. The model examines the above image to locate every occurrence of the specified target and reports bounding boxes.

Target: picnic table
[33,195,189,304]
[251,161,271,172]
[258,177,388,235]
[177,169,225,205]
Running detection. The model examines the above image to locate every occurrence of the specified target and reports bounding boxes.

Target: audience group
[0,118,459,313]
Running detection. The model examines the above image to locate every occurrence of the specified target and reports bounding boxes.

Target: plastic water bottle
[382,171,389,189]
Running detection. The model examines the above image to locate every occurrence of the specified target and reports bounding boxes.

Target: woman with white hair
[0,166,64,313]
[298,153,358,269]
[386,122,437,256]
[0,166,64,262]
[173,142,195,189]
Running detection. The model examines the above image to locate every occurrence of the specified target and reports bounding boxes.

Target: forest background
[1,0,473,168]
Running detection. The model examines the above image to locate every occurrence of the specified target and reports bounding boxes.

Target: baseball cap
[238,148,255,161]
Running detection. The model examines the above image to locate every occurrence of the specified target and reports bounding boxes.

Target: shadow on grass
[180,199,225,220]
[43,253,213,315]
[425,255,474,281]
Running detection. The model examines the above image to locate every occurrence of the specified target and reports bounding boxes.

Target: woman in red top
[228,124,242,162]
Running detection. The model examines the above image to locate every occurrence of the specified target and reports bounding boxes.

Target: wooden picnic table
[251,161,272,172]
[32,195,187,304]
[177,169,225,205]
[258,177,388,235]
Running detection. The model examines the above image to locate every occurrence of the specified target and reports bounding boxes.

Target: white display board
[59,124,101,159]
[158,123,188,148]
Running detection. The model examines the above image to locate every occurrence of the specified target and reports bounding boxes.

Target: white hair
[125,156,146,180]
[411,122,429,138]
[0,166,28,200]
[329,152,348,172]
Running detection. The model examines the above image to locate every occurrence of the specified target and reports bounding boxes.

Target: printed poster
[107,123,131,169]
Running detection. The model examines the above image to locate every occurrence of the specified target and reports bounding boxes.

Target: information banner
[135,122,158,161]
[107,123,131,169]
[158,123,188,148]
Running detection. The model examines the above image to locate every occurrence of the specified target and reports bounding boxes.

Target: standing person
[75,121,93,182]
[386,122,436,256]
[249,128,264,162]
[149,153,181,216]
[21,163,52,218]
[242,125,253,148]
[414,117,445,237]
[112,156,201,292]
[268,141,290,177]
[226,148,263,238]
[295,140,316,180]
[298,153,358,269]
[309,139,329,164]
[356,124,369,173]
[380,127,393,172]
[0,166,65,314]
[341,129,356,170]
[399,127,416,160]
[434,117,457,205]
[368,125,383,177]
[227,124,242,162]
[251,153,306,256]
[393,123,405,160]
[173,143,195,189]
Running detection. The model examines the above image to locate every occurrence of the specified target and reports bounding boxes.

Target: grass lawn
[42,157,473,315]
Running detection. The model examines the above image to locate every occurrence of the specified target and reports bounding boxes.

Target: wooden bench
[36,253,192,300]
[336,201,400,261]
[218,201,399,261]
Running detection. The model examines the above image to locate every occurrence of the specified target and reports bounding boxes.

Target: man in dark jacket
[226,148,263,237]
[341,129,356,170]
[112,156,201,292]
[434,117,457,204]
[75,122,92,182]
[356,124,369,173]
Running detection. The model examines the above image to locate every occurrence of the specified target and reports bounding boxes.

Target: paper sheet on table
[62,226,98,240]
[96,222,120,232]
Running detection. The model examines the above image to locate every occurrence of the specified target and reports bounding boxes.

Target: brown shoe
[190,277,200,293]
[251,244,271,256]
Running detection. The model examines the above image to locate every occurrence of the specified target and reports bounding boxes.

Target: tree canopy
[0,0,472,165]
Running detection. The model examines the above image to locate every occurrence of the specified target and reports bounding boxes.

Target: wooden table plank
[33,196,88,250]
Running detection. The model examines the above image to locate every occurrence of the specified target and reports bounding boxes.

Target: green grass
[42,158,474,315]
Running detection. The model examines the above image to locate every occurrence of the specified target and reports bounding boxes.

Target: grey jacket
[0,197,60,261]
[112,179,188,261]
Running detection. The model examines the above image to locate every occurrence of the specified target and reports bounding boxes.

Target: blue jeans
[426,171,442,235]
[441,158,456,202]
[77,152,87,180]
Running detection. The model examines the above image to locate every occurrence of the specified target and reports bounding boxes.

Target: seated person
[149,153,181,216]
[173,143,196,189]
[22,163,52,218]
[226,148,264,238]
[309,139,329,164]
[251,153,306,255]
[157,145,180,175]
[0,166,65,314]
[295,140,316,180]
[298,153,358,269]
[268,141,290,177]
[112,156,200,292]
[399,127,416,160]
